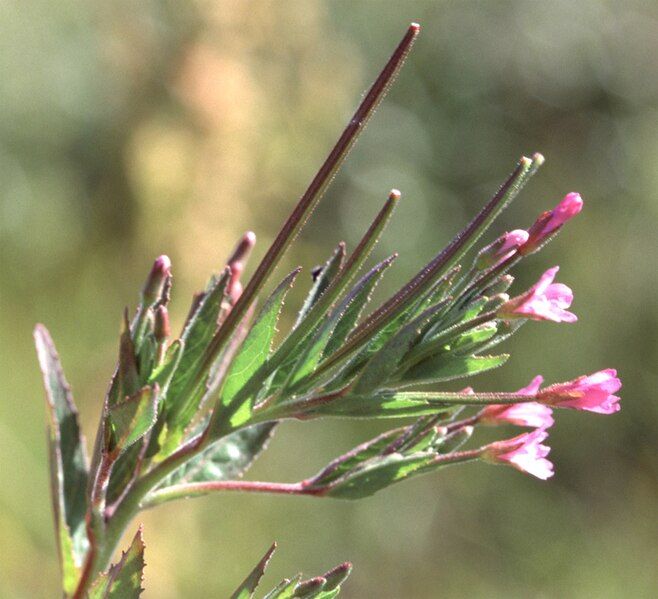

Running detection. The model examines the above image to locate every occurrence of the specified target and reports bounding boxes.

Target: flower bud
[482,274,514,297]
[154,305,171,342]
[142,255,171,305]
[520,192,583,255]
[475,230,529,270]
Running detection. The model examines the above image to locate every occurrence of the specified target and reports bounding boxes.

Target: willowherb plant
[35,24,622,598]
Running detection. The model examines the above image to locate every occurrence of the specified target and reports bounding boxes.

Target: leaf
[295,244,345,327]
[156,422,276,490]
[354,300,449,394]
[115,310,141,406]
[263,576,301,599]
[88,528,146,598]
[284,256,396,391]
[161,268,230,448]
[230,543,277,599]
[147,339,183,392]
[221,268,301,416]
[324,452,440,499]
[262,561,351,599]
[296,391,457,420]
[398,353,510,386]
[34,325,89,589]
[309,428,406,487]
[109,386,159,453]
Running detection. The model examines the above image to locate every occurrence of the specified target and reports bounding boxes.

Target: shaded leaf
[296,244,345,327]
[34,325,89,587]
[109,386,159,453]
[324,452,437,499]
[156,422,276,490]
[309,428,405,487]
[88,528,145,598]
[354,300,449,394]
[230,543,277,599]
[284,256,396,391]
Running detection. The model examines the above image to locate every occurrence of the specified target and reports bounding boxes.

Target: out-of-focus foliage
[1,1,656,597]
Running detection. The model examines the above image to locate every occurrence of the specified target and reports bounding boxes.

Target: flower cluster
[431,192,621,481]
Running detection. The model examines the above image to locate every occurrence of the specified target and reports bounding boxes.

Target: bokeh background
[1,1,657,597]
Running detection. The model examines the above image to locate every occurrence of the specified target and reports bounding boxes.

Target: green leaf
[263,576,302,599]
[147,339,183,392]
[161,268,230,449]
[88,528,146,598]
[230,542,277,599]
[284,256,396,391]
[296,244,345,327]
[324,452,439,499]
[221,268,301,414]
[354,300,449,394]
[398,353,510,386]
[109,386,159,453]
[296,391,457,420]
[34,325,89,589]
[155,422,276,491]
[309,428,406,487]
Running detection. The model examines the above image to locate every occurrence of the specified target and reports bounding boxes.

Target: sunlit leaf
[88,528,145,598]
[398,353,509,386]
[34,325,89,589]
[221,268,301,414]
[230,543,277,599]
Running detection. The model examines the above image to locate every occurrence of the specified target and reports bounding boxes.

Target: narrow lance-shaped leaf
[221,268,301,415]
[295,244,345,328]
[155,422,277,492]
[397,353,510,387]
[257,190,400,398]
[283,255,397,391]
[286,390,459,420]
[269,245,347,392]
[317,154,541,374]
[308,428,407,487]
[230,543,277,599]
[108,385,159,454]
[197,26,420,385]
[160,268,230,453]
[324,450,477,500]
[88,528,146,598]
[354,300,450,394]
[34,325,89,590]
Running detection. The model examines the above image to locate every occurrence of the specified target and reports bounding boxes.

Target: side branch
[140,480,320,509]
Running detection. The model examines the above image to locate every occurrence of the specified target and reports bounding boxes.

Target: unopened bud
[483,293,510,312]
[142,255,171,304]
[521,192,583,255]
[482,274,514,296]
[475,230,529,270]
[154,306,170,342]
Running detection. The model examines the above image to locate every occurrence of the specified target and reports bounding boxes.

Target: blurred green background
[1,1,657,597]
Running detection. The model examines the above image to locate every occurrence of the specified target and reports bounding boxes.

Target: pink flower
[498,266,577,323]
[537,369,621,414]
[521,192,583,254]
[479,376,554,428]
[475,229,530,269]
[482,429,554,480]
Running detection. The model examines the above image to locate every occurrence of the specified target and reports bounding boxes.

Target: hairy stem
[140,479,319,509]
